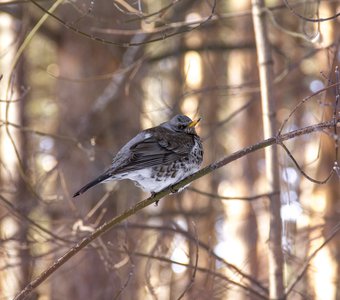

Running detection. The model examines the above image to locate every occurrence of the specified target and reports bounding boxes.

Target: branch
[188,187,279,201]
[29,0,217,47]
[114,222,268,293]
[285,222,340,296]
[122,250,268,299]
[283,0,340,22]
[13,118,339,300]
[176,222,198,300]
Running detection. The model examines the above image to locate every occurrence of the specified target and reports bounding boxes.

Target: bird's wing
[112,128,193,173]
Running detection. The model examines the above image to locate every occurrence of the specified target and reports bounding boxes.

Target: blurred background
[0,0,339,299]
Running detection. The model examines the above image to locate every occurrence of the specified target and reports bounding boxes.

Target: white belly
[113,166,199,193]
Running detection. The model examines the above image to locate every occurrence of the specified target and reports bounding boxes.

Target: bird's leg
[150,192,159,206]
[170,185,178,194]
[152,185,179,206]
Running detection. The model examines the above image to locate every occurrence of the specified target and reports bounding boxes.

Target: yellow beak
[188,118,201,128]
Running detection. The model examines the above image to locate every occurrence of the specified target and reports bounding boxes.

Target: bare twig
[0,195,74,244]
[283,0,340,22]
[279,141,334,184]
[113,0,144,17]
[144,238,159,300]
[279,81,340,135]
[333,66,339,164]
[116,249,268,299]
[177,222,198,300]
[188,187,279,201]
[29,0,217,47]
[113,246,135,300]
[119,222,268,293]
[285,222,340,296]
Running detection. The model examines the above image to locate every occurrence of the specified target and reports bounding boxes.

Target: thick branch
[14,119,339,300]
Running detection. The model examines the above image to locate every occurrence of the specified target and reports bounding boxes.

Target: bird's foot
[170,185,179,194]
[151,185,179,206]
[150,192,159,206]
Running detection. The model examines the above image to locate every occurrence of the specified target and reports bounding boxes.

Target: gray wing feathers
[111,129,192,173]
[73,127,197,197]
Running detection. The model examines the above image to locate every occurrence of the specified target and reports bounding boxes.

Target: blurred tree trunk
[239,49,261,300]
[0,8,33,298]
[251,0,284,298]
[53,6,143,297]
[218,5,261,298]
[322,7,340,298]
[315,52,340,300]
[186,45,221,300]
[16,56,33,293]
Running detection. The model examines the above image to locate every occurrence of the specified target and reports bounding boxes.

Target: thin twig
[285,222,340,296]
[115,222,268,293]
[188,187,278,201]
[283,0,340,22]
[119,249,268,299]
[278,82,340,135]
[333,66,339,163]
[279,141,334,184]
[0,195,74,244]
[29,0,217,47]
[177,222,199,300]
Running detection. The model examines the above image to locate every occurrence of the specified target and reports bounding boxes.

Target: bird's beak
[188,118,201,128]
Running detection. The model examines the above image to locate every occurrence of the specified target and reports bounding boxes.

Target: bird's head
[163,114,201,134]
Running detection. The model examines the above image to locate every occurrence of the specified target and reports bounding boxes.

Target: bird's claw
[150,192,159,206]
[151,185,179,206]
[170,185,178,194]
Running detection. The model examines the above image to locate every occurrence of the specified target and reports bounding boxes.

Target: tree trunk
[251,0,285,298]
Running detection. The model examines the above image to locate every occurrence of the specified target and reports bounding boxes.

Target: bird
[73,114,203,198]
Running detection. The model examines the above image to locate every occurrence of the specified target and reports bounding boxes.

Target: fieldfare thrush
[73,115,203,197]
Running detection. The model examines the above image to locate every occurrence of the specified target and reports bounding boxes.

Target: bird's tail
[73,171,112,198]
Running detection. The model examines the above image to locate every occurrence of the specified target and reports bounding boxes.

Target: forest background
[0,0,339,299]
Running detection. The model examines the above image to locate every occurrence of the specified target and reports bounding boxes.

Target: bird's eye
[177,124,185,130]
